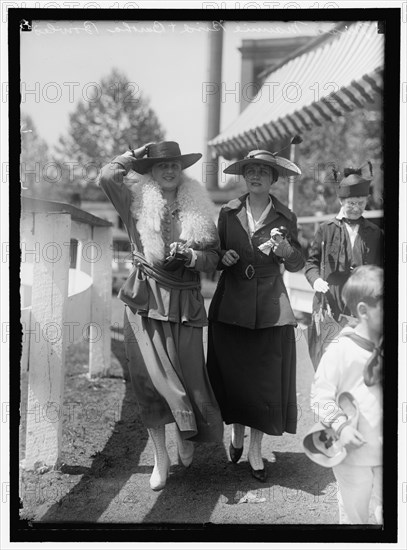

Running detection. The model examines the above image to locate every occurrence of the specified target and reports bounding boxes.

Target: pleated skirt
[207,321,298,435]
[123,306,224,443]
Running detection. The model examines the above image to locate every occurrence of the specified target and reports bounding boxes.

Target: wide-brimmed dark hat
[223,149,301,180]
[337,173,371,198]
[132,141,202,174]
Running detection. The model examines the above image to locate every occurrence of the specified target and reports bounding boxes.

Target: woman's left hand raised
[126,142,156,159]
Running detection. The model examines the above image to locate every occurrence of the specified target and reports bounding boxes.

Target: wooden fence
[20,197,112,471]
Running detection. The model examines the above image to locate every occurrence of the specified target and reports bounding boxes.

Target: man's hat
[131,141,202,174]
[223,149,301,180]
[337,173,371,198]
[303,392,360,467]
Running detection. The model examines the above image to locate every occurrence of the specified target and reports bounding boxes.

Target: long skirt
[123,306,224,443]
[207,321,297,435]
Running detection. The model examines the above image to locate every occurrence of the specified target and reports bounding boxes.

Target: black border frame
[9,6,400,544]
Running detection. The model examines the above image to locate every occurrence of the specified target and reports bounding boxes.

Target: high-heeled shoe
[150,454,170,491]
[248,428,267,481]
[229,442,243,463]
[230,424,245,463]
[249,464,268,482]
[148,426,171,491]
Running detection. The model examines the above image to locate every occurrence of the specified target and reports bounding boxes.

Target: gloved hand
[313,278,329,293]
[123,142,155,159]
[272,239,294,259]
[169,242,193,263]
[259,227,292,258]
[163,242,193,271]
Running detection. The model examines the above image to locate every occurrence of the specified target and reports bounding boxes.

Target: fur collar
[125,173,217,265]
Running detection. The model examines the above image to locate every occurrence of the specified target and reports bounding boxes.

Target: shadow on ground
[19,296,337,526]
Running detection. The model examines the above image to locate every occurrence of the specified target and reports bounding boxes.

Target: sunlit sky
[21,19,336,180]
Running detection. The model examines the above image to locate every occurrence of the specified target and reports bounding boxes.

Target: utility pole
[288,141,300,213]
[203,25,223,191]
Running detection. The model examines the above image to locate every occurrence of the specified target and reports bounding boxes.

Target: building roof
[209,21,384,159]
[21,197,112,227]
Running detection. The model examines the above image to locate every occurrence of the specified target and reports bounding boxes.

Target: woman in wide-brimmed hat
[207,147,305,482]
[99,141,223,491]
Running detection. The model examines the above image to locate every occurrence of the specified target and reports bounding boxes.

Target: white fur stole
[125,173,217,265]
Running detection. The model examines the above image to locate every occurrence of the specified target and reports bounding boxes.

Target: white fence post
[20,198,113,470]
[24,212,71,471]
[89,225,112,377]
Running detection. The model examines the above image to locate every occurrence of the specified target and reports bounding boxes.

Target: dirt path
[19,296,338,525]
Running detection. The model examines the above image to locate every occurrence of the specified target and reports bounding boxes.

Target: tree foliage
[295,106,383,216]
[54,68,166,197]
[20,113,64,200]
[220,105,383,252]
[223,106,383,219]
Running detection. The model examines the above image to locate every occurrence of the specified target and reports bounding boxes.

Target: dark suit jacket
[208,193,305,329]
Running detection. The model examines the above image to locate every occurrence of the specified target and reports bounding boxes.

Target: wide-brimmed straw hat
[131,141,202,174]
[223,149,302,180]
[302,392,360,468]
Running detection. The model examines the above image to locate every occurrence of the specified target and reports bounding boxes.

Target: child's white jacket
[310,326,382,466]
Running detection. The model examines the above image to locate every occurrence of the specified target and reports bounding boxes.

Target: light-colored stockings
[147,426,170,491]
[175,426,194,467]
[248,428,264,470]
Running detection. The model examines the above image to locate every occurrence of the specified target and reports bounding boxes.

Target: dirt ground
[19,288,339,528]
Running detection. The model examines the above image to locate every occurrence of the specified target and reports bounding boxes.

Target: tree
[219,105,383,220]
[20,113,56,199]
[218,105,383,254]
[296,106,383,216]
[54,68,166,198]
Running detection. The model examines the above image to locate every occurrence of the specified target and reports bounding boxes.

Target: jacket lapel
[227,196,252,246]
[235,201,250,235]
[256,206,279,232]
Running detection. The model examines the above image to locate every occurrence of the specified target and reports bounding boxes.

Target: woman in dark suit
[207,148,305,482]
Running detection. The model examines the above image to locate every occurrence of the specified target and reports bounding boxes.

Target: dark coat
[208,193,305,329]
[304,216,383,319]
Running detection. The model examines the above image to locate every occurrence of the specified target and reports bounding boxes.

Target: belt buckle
[245,264,255,279]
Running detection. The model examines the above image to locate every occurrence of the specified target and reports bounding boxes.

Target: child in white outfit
[310,265,383,524]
